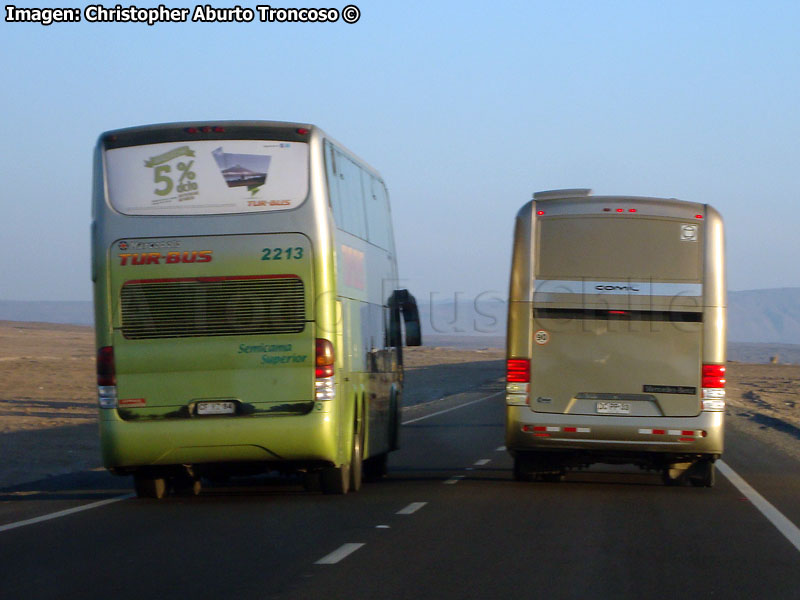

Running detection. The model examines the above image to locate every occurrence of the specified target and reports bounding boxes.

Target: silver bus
[505,189,725,486]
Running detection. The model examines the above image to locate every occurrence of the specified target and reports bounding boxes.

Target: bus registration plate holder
[596,401,631,415]
[197,401,236,416]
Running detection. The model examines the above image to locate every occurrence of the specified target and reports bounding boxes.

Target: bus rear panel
[506,190,725,486]
[93,121,419,497]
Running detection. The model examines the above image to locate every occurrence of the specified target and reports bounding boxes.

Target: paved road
[2,380,799,599]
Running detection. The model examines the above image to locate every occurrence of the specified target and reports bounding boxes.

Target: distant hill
[1,287,798,346]
[727,288,800,344]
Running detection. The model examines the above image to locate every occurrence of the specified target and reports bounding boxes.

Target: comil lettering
[595,285,640,292]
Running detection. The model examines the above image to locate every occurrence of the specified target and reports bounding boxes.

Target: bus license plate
[596,401,631,415]
[196,401,236,415]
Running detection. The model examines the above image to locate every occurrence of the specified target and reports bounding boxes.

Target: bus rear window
[536,217,701,281]
[105,140,308,215]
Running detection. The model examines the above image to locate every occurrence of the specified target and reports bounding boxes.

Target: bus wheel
[321,464,350,494]
[134,474,168,499]
[539,471,566,483]
[661,462,691,486]
[688,460,715,488]
[513,456,533,482]
[349,426,363,493]
[363,453,388,481]
[173,475,202,496]
[302,470,322,492]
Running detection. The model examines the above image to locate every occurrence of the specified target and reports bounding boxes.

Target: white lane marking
[315,543,366,565]
[376,525,390,529]
[443,476,465,485]
[496,446,506,452]
[396,502,427,515]
[402,391,503,425]
[474,459,491,466]
[0,493,134,534]
[717,460,800,554]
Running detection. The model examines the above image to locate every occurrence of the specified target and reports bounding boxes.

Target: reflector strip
[524,425,591,433]
[639,428,700,437]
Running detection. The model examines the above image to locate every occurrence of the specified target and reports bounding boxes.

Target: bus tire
[688,460,715,488]
[134,474,168,499]
[321,463,350,494]
[363,453,388,481]
[513,456,533,482]
[662,461,691,486]
[388,390,400,451]
[349,422,363,493]
[540,471,566,483]
[173,476,202,496]
[302,470,322,492]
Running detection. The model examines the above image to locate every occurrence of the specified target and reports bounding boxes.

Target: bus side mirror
[388,289,422,347]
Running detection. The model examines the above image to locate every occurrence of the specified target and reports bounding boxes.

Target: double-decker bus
[92,121,420,498]
[506,189,725,486]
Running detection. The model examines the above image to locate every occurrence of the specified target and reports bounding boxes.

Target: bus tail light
[702,364,726,388]
[506,359,531,404]
[315,339,335,401]
[701,364,726,408]
[315,339,334,378]
[97,346,118,408]
[507,359,530,383]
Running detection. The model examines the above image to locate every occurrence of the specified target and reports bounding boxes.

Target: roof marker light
[616,208,624,213]
[296,127,310,135]
[213,126,225,133]
[602,208,611,212]
[628,208,637,213]
[537,210,545,216]
[186,127,198,134]
[695,214,704,219]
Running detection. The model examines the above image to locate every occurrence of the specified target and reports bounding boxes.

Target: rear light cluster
[506,359,530,383]
[701,364,726,410]
[97,346,117,408]
[315,338,335,401]
[506,358,530,405]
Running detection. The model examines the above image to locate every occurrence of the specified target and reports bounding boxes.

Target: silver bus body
[506,189,725,486]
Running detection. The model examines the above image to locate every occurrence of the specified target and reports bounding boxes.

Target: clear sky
[2,0,799,302]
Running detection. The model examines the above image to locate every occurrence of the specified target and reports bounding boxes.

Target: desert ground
[0,321,797,490]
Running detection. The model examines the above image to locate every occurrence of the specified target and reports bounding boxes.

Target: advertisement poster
[105,140,308,215]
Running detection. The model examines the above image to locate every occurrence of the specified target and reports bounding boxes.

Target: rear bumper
[99,406,339,469]
[506,406,724,456]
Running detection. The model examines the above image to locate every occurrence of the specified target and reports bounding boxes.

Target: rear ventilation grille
[120,276,306,339]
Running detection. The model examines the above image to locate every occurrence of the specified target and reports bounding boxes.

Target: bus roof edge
[533,188,593,200]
